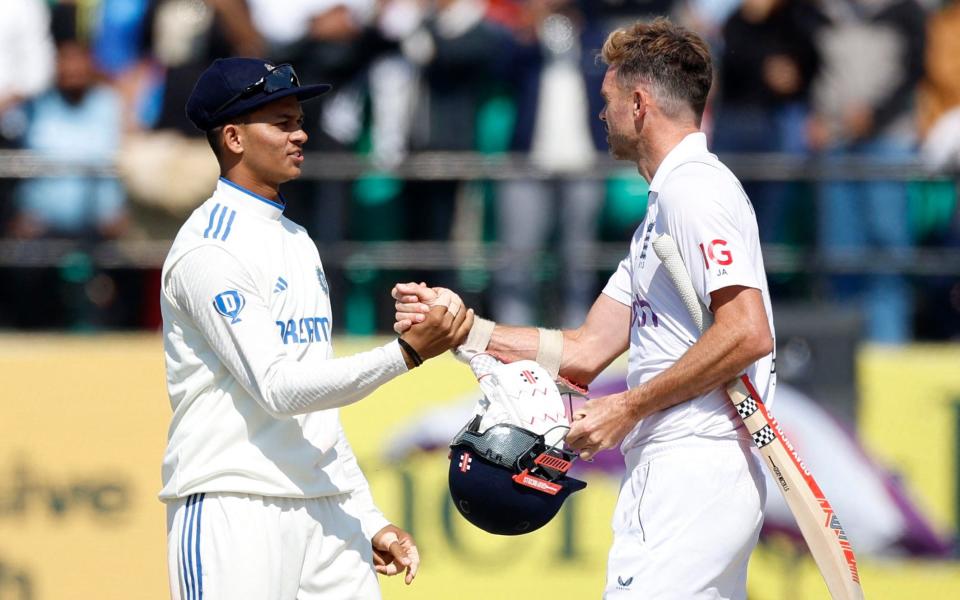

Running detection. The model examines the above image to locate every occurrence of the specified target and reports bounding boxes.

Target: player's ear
[222,123,244,157]
[632,87,647,127]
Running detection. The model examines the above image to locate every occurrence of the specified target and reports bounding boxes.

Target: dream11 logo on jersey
[213,290,246,324]
[699,239,733,276]
[631,294,658,330]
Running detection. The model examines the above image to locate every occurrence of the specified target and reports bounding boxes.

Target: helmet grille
[450,423,542,471]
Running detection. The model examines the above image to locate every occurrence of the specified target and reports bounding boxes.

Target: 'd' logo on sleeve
[213,290,246,324]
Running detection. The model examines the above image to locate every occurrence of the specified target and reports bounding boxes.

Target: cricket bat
[653,234,864,600]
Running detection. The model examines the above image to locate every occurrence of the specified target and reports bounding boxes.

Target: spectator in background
[0,0,55,233]
[808,0,926,344]
[492,0,605,327]
[7,37,127,329]
[91,0,152,79]
[11,39,126,241]
[676,0,742,46]
[402,0,512,285]
[88,0,153,132]
[919,0,960,132]
[916,0,960,340]
[0,0,55,146]
[919,0,960,170]
[713,0,822,245]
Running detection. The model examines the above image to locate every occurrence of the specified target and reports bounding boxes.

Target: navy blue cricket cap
[185,57,331,131]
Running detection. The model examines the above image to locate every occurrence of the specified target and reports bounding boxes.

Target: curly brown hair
[601,18,712,123]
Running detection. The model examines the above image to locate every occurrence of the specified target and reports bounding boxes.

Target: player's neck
[220,168,282,203]
[636,125,701,182]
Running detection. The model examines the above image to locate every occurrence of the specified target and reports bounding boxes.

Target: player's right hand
[391,282,463,334]
[399,301,474,362]
[372,524,420,585]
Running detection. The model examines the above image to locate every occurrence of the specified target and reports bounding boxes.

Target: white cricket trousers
[166,492,381,600]
[605,437,766,599]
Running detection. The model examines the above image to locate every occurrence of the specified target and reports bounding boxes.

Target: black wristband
[397,337,424,367]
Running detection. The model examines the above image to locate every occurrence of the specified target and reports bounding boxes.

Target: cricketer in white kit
[597,128,774,598]
[160,57,472,600]
[391,19,776,599]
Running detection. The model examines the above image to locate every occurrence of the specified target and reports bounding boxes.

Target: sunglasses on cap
[214,63,301,116]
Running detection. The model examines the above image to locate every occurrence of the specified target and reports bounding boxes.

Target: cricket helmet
[448,416,587,536]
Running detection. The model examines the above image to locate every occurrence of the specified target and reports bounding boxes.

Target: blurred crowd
[0,0,958,342]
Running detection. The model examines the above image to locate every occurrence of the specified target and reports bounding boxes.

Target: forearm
[393,283,626,383]
[258,341,408,417]
[484,324,611,385]
[626,323,767,420]
[485,324,540,363]
[472,295,628,384]
[558,328,620,385]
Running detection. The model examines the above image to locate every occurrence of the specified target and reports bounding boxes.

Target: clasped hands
[395,281,473,366]
[391,282,641,460]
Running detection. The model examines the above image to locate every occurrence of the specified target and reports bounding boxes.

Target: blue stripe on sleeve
[211,206,228,240]
[203,204,221,239]
[221,210,236,241]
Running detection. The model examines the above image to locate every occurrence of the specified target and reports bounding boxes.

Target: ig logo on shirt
[213,290,246,324]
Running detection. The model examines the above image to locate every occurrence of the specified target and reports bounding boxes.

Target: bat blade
[729,376,863,600]
[653,233,864,600]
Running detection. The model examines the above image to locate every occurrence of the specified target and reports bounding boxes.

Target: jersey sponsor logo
[616,576,634,590]
[698,239,733,267]
[213,290,245,324]
[273,276,288,293]
[631,294,659,329]
[275,316,331,345]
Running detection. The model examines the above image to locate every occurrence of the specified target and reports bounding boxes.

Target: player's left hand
[372,524,420,585]
[565,392,640,461]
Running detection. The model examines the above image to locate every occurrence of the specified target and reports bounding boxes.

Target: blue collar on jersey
[218,177,286,212]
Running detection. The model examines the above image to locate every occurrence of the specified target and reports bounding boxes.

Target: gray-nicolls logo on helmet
[447,354,588,536]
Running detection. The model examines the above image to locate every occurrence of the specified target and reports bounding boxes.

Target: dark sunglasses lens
[262,65,299,93]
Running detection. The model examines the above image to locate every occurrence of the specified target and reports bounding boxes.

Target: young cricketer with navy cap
[160,57,474,599]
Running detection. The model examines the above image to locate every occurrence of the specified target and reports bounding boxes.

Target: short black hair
[205,125,225,160]
[204,116,247,161]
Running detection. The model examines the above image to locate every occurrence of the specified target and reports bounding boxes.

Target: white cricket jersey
[159,177,407,538]
[602,133,777,452]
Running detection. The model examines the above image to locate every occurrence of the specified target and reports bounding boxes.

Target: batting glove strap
[535,328,563,380]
